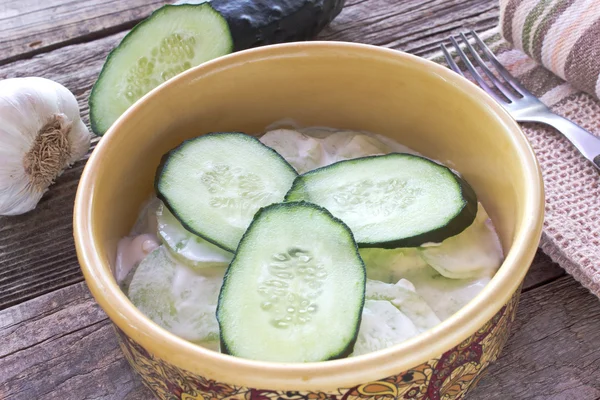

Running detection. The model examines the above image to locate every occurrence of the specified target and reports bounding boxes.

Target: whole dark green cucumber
[206,0,345,50]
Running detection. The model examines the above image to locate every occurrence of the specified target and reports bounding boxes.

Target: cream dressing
[115,127,504,354]
[126,245,223,348]
[115,233,160,283]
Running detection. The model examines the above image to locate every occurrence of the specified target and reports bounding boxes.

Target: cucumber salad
[115,127,503,362]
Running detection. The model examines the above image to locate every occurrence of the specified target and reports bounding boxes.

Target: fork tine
[440,44,463,76]
[469,30,529,95]
[458,33,519,102]
[448,36,504,103]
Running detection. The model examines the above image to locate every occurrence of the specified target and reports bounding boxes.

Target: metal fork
[441,30,600,171]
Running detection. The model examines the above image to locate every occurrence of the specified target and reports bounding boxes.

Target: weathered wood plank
[320,0,500,56]
[0,282,150,399]
[470,276,600,400]
[0,159,90,309]
[0,0,508,309]
[1,274,596,399]
[523,251,565,290]
[0,0,173,65]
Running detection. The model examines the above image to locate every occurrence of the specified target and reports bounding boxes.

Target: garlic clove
[0,173,44,216]
[51,78,92,164]
[69,119,92,163]
[0,77,91,216]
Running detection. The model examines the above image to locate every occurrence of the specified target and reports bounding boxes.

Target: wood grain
[523,251,565,290]
[0,283,150,399]
[321,0,500,56]
[0,0,173,66]
[2,274,597,400]
[470,276,600,400]
[0,0,511,309]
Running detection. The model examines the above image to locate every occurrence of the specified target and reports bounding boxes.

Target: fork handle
[532,113,600,170]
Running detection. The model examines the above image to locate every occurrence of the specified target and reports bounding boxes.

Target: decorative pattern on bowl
[116,289,520,400]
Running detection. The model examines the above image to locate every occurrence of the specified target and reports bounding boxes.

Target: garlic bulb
[0,77,91,216]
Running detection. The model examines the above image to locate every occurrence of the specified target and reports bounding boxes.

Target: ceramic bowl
[74,41,544,400]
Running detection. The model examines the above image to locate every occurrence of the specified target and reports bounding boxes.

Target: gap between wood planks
[0,0,501,310]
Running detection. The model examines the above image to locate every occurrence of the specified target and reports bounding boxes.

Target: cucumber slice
[403,268,493,321]
[420,204,503,279]
[156,133,298,252]
[359,247,429,283]
[217,202,365,362]
[89,4,233,135]
[351,300,419,357]
[157,202,233,269]
[362,252,493,321]
[118,262,138,295]
[365,279,441,332]
[127,246,224,343]
[131,197,161,235]
[193,339,220,352]
[286,153,478,248]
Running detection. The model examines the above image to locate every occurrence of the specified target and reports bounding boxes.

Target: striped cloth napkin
[500,0,600,100]
[431,0,600,297]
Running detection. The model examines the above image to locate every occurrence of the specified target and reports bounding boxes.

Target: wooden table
[1,1,599,399]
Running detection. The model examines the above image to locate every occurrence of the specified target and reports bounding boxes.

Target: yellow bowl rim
[74,41,544,391]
